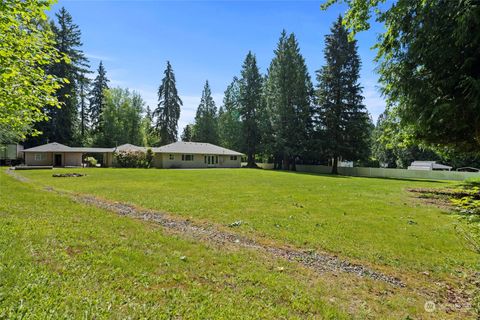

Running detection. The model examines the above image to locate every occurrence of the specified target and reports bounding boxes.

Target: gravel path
[75,194,406,287]
[6,168,405,287]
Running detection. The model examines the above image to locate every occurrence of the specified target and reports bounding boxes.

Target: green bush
[85,156,98,167]
[114,150,154,168]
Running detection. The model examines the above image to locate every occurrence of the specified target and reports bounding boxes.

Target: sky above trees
[48,1,385,133]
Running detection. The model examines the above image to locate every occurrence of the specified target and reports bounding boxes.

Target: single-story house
[22,143,113,167]
[407,161,452,171]
[21,141,243,168]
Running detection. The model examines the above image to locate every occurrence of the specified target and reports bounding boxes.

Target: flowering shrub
[115,150,153,168]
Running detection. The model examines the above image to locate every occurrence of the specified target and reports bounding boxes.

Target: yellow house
[22,141,243,168]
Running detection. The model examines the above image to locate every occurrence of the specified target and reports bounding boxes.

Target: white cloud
[85,53,113,62]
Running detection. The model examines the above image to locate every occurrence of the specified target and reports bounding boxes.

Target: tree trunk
[331,156,338,174]
[247,152,257,168]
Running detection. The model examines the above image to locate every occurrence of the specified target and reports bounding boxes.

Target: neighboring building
[21,141,243,168]
[0,144,24,165]
[407,161,452,171]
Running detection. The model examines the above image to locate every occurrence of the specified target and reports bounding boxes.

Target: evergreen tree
[192,81,218,144]
[78,75,90,140]
[46,7,89,145]
[89,61,109,133]
[265,31,314,170]
[239,52,263,167]
[153,61,182,145]
[181,125,193,142]
[316,17,371,174]
[218,77,242,150]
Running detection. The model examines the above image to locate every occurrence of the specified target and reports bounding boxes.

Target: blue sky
[50,0,386,132]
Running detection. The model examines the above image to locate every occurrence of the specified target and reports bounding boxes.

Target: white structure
[407,161,452,171]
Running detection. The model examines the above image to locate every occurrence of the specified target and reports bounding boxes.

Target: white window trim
[34,153,44,161]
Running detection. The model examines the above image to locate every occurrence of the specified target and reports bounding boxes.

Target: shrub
[85,156,98,167]
[114,150,154,168]
[146,148,154,168]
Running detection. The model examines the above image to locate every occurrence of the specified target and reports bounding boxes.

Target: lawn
[3,168,479,318]
[17,168,477,276]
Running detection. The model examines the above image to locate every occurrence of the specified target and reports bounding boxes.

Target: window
[169,154,174,160]
[182,154,194,161]
[34,153,44,161]
[215,155,218,164]
[230,156,238,161]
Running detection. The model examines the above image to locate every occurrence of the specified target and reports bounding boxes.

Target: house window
[182,154,194,161]
[215,155,218,164]
[169,154,174,160]
[34,153,44,161]
[230,155,238,161]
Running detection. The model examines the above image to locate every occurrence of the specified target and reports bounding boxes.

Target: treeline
[25,8,477,171]
[176,19,373,173]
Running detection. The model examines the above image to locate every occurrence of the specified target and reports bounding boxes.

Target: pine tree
[78,75,90,141]
[316,16,371,174]
[153,61,182,145]
[239,52,263,167]
[89,61,109,133]
[181,125,193,142]
[218,77,242,150]
[46,7,89,145]
[265,31,314,170]
[192,81,218,144]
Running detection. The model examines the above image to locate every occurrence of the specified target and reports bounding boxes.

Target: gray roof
[114,144,147,152]
[22,141,243,156]
[23,142,113,153]
[153,142,243,156]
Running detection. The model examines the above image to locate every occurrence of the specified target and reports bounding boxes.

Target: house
[22,143,114,167]
[21,141,243,168]
[151,141,243,168]
[407,161,452,171]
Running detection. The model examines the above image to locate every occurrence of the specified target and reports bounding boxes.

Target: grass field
[2,168,479,318]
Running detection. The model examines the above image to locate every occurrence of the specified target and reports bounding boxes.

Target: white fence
[244,163,480,181]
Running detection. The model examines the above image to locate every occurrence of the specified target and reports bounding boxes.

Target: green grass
[0,171,348,319]
[18,168,477,277]
[4,168,479,318]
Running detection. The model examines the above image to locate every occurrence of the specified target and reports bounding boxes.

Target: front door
[54,154,62,167]
[204,155,218,167]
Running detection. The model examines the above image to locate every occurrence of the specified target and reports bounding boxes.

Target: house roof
[114,144,147,152]
[153,142,243,156]
[23,142,243,156]
[23,142,113,153]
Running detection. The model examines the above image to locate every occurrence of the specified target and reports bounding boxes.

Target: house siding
[158,153,241,169]
[25,152,53,166]
[64,153,82,166]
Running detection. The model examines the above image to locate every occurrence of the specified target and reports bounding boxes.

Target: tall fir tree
[78,75,90,141]
[181,124,193,142]
[192,81,218,144]
[89,61,109,134]
[45,7,89,145]
[265,31,314,170]
[153,61,182,145]
[316,16,371,174]
[239,52,263,167]
[218,77,242,151]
